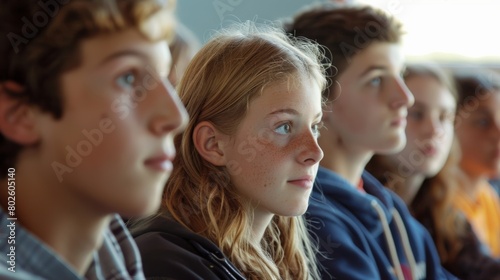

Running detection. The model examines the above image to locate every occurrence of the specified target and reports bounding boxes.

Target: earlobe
[193,121,227,166]
[0,82,40,145]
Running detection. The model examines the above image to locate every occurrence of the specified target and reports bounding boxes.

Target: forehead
[344,42,404,75]
[469,90,500,113]
[248,76,322,113]
[77,28,171,71]
[406,75,456,108]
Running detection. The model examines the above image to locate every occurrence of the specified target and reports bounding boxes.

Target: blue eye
[275,123,291,135]
[369,77,382,87]
[117,72,136,88]
[312,122,324,138]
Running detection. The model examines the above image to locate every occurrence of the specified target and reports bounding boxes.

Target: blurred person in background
[368,63,500,280]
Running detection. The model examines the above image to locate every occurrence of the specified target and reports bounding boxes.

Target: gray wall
[176,0,326,43]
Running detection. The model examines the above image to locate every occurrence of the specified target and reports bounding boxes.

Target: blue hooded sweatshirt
[307,167,457,280]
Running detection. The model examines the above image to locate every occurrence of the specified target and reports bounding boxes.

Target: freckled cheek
[245,143,287,190]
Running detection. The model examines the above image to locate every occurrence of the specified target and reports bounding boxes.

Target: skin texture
[220,76,324,239]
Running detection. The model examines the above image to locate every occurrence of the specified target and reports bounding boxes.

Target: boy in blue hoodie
[286,4,457,280]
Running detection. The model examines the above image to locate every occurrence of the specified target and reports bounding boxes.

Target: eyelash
[275,122,292,135]
[116,70,139,90]
[274,121,324,138]
[369,76,382,87]
[312,121,324,137]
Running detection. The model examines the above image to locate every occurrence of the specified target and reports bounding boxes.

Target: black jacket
[130,215,246,280]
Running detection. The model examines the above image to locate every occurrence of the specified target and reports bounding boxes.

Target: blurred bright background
[358,0,500,65]
[177,0,500,68]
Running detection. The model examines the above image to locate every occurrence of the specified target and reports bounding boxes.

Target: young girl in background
[131,22,327,280]
[368,64,500,279]
[453,70,500,257]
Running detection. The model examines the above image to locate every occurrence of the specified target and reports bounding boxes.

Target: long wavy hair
[163,22,327,280]
[367,63,467,264]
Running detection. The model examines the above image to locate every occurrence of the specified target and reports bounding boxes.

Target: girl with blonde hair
[131,21,327,280]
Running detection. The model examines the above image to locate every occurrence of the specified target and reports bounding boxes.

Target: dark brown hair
[453,69,500,108]
[0,0,176,177]
[285,3,403,99]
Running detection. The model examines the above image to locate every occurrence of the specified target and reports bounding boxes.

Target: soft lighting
[358,0,500,62]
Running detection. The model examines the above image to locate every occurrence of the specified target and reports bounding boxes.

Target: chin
[291,203,309,216]
[121,197,162,219]
[378,141,406,155]
[422,168,439,178]
[373,134,406,155]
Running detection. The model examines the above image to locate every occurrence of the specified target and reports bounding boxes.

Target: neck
[249,208,274,246]
[0,154,112,275]
[458,167,489,200]
[390,173,425,205]
[319,135,373,186]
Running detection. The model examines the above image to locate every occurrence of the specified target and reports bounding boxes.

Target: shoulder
[132,217,242,280]
[0,267,43,280]
[87,215,145,279]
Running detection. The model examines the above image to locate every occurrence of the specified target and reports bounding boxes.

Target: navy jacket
[131,215,245,280]
[307,167,457,280]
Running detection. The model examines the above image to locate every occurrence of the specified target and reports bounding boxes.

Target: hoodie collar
[314,167,395,232]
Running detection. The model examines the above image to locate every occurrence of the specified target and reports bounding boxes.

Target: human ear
[0,81,40,145]
[192,121,228,166]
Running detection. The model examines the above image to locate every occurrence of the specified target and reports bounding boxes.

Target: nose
[297,131,324,165]
[390,77,414,109]
[424,115,445,138]
[149,80,188,137]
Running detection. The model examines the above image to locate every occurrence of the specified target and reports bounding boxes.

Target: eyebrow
[268,108,322,119]
[99,50,150,66]
[412,101,455,111]
[359,65,387,78]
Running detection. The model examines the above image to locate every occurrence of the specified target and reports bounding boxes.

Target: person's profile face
[456,90,500,178]
[38,28,188,217]
[330,42,414,155]
[221,76,324,220]
[387,75,456,177]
